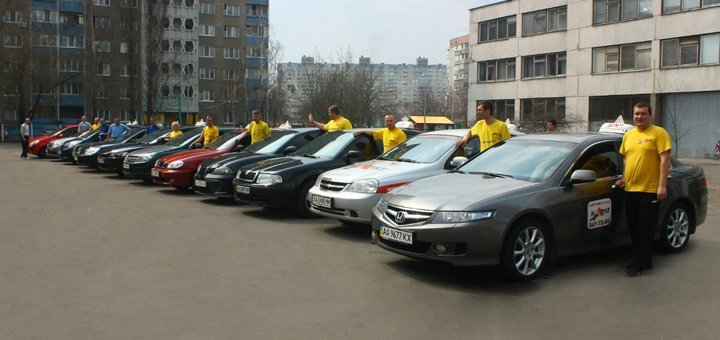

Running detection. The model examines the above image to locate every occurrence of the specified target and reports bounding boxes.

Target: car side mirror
[235,144,245,151]
[346,150,362,161]
[58,134,63,138]
[450,156,468,168]
[283,146,297,155]
[568,169,597,185]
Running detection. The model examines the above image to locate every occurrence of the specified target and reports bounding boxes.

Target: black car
[194,128,324,198]
[73,127,145,167]
[46,129,101,160]
[233,129,419,216]
[122,127,237,180]
[97,127,193,175]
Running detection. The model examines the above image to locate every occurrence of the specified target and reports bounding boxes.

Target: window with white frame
[32,9,58,23]
[224,26,241,38]
[200,2,216,14]
[247,4,268,17]
[199,24,215,36]
[662,33,720,67]
[120,42,129,53]
[246,25,267,37]
[522,6,567,36]
[62,83,83,95]
[3,35,22,48]
[98,63,111,76]
[224,4,240,16]
[522,52,567,78]
[120,88,129,99]
[199,46,215,58]
[60,59,81,72]
[93,16,110,29]
[200,90,214,102]
[594,0,653,24]
[224,69,239,80]
[3,11,25,23]
[94,0,111,6]
[478,15,517,43]
[60,13,83,25]
[199,68,215,79]
[224,47,240,59]
[593,42,651,73]
[59,35,83,48]
[246,46,267,57]
[477,58,516,82]
[521,97,566,121]
[664,0,720,13]
[93,40,111,52]
[120,64,131,76]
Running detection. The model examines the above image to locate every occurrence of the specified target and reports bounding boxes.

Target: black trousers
[20,136,29,158]
[624,191,659,268]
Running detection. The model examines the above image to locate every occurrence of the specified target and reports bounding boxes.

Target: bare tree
[655,73,696,157]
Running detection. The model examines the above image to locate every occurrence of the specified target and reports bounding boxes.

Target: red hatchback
[28,124,79,158]
[151,130,251,189]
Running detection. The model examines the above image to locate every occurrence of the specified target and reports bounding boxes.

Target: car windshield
[379,135,460,163]
[206,131,241,149]
[167,128,203,146]
[137,128,170,144]
[78,129,96,139]
[295,131,353,158]
[244,130,296,154]
[118,129,142,142]
[458,139,576,182]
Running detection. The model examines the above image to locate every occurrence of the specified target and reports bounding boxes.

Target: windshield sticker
[587,198,611,229]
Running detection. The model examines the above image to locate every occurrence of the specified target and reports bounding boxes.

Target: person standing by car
[191,115,219,148]
[354,114,407,153]
[145,117,160,135]
[308,105,352,131]
[546,119,558,132]
[248,109,271,144]
[107,117,131,142]
[168,121,183,140]
[20,117,31,159]
[615,102,672,277]
[457,101,510,151]
[98,117,109,142]
[77,115,91,133]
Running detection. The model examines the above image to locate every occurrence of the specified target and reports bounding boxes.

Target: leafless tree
[656,73,696,157]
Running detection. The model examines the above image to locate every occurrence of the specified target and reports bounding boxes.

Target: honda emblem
[395,211,406,223]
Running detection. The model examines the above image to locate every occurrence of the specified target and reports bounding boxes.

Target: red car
[28,124,79,158]
[151,130,251,189]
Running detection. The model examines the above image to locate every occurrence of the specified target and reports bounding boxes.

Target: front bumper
[151,167,194,187]
[308,186,378,224]
[122,162,153,179]
[194,174,235,197]
[370,207,506,266]
[46,145,62,158]
[233,180,296,208]
[97,155,124,173]
[76,154,100,167]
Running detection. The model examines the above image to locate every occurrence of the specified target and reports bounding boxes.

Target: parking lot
[1,142,719,339]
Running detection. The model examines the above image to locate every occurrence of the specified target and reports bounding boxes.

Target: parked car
[194,128,324,198]
[123,127,235,180]
[73,127,146,167]
[309,129,521,224]
[28,124,79,158]
[151,130,251,189]
[96,127,192,175]
[233,129,419,217]
[45,128,100,159]
[371,132,708,281]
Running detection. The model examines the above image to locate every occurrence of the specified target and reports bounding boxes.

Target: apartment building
[468,0,720,157]
[447,35,470,125]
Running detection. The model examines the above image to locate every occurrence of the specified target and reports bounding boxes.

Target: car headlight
[213,166,234,175]
[376,196,388,214]
[63,141,79,150]
[84,147,99,155]
[29,141,38,147]
[167,160,184,169]
[431,210,495,224]
[347,179,379,193]
[256,174,282,185]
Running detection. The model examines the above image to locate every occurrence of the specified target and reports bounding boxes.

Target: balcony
[247,0,268,5]
[60,1,84,12]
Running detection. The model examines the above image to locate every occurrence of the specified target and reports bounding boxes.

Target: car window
[295,131,351,158]
[572,142,621,179]
[244,130,295,153]
[167,128,204,146]
[352,135,380,160]
[138,128,170,143]
[288,130,323,150]
[380,134,460,163]
[207,131,242,149]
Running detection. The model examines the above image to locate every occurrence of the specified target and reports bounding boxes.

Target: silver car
[371,133,708,281]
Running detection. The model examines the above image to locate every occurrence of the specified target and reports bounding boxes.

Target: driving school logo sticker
[587,198,611,229]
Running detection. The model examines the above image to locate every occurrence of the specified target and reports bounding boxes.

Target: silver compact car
[371,133,708,281]
[309,129,522,224]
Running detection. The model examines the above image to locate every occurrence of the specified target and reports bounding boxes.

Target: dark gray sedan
[371,133,708,281]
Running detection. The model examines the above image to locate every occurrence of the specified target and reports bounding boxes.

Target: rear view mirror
[283,146,297,155]
[346,150,362,161]
[568,169,597,185]
[450,156,468,168]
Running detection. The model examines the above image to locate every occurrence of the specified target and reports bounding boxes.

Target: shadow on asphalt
[242,208,332,226]
[157,187,195,196]
[102,174,128,180]
[199,197,240,206]
[128,180,155,187]
[323,224,372,243]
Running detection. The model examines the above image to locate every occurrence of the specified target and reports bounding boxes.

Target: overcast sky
[271,0,498,65]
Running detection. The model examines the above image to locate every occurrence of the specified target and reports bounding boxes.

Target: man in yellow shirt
[308,105,352,131]
[191,115,219,148]
[457,101,510,152]
[248,109,271,144]
[355,114,407,153]
[615,102,672,276]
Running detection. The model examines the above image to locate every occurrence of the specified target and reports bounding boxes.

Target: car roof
[510,132,623,144]
[413,129,470,137]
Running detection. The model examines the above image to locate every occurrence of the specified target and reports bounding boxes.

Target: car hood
[30,135,53,143]
[200,151,264,167]
[160,149,222,163]
[240,155,325,173]
[104,143,151,155]
[129,144,179,157]
[387,173,537,211]
[320,159,430,183]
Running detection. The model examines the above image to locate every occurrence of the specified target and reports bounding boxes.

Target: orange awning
[408,116,455,125]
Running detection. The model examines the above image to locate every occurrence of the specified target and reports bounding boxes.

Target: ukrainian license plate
[236,185,250,194]
[311,195,332,208]
[97,157,105,164]
[379,225,412,245]
[151,170,159,177]
[123,163,130,169]
[195,179,206,188]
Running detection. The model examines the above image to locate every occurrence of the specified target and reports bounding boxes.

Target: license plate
[123,163,130,169]
[98,157,105,164]
[311,195,332,208]
[379,225,412,245]
[195,179,207,188]
[236,185,250,194]
[151,170,159,177]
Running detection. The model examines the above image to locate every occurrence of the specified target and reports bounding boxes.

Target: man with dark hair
[546,119,558,132]
[146,117,160,134]
[615,102,671,276]
[308,105,352,131]
[248,109,271,144]
[458,101,510,151]
[98,117,109,142]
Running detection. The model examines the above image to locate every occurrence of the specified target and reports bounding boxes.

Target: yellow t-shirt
[470,119,510,151]
[620,124,672,193]
[249,121,271,144]
[373,128,407,153]
[324,117,353,131]
[169,130,183,139]
[202,125,219,146]
[91,123,100,131]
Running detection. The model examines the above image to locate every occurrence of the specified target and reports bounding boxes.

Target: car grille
[237,170,258,182]
[319,179,347,192]
[125,155,142,163]
[384,204,434,225]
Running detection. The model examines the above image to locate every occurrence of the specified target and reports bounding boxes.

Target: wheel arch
[666,198,697,234]
[503,212,557,260]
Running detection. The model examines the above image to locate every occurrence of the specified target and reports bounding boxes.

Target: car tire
[295,180,317,218]
[38,146,47,158]
[658,202,692,253]
[500,218,550,282]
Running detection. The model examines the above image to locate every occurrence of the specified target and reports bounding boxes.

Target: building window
[3,35,22,48]
[478,15,516,43]
[60,59,81,72]
[93,40,111,53]
[589,95,650,123]
[120,18,138,31]
[247,4,268,17]
[200,68,215,79]
[477,58,516,82]
[224,4,240,16]
[224,69,239,80]
[199,46,215,58]
[3,11,25,23]
[593,42,651,73]
[522,52,566,78]
[121,88,130,99]
[199,24,215,36]
[664,0,720,14]
[183,86,194,98]
[200,90,214,102]
[94,0,111,6]
[594,0,652,24]
[32,9,58,23]
[477,99,516,121]
[224,26,241,38]
[521,97,566,121]
[121,0,138,8]
[224,47,240,59]
[120,65,131,76]
[246,25,267,37]
[120,42,129,54]
[97,63,111,76]
[662,33,720,67]
[59,35,83,48]
[246,46,267,57]
[200,2,216,14]
[522,6,566,36]
[62,83,83,95]
[93,16,110,30]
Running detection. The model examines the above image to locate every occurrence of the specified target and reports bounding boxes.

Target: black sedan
[194,128,324,198]
[73,127,145,167]
[97,127,193,175]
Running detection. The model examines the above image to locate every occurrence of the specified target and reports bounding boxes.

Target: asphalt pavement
[0,143,718,339]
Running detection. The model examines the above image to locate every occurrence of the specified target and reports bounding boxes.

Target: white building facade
[468,0,720,157]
